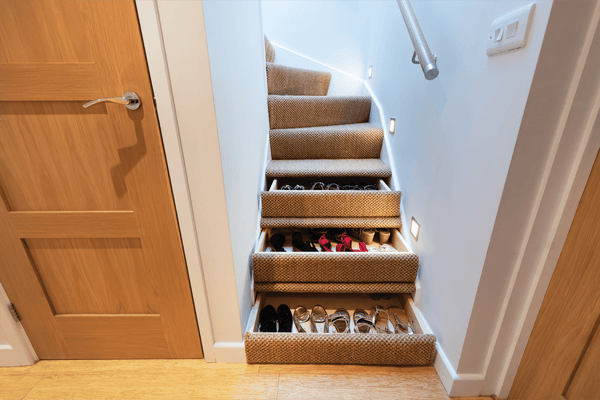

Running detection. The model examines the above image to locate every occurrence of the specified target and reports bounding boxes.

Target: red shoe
[319,234,333,252]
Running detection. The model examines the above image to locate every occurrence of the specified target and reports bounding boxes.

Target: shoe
[353,308,375,333]
[349,228,375,245]
[310,305,329,333]
[388,306,413,334]
[363,184,378,190]
[292,232,318,252]
[269,233,286,252]
[310,182,325,190]
[377,228,391,244]
[325,183,340,190]
[293,306,310,333]
[259,305,277,332]
[294,185,305,190]
[280,185,293,190]
[277,304,293,332]
[371,306,392,334]
[325,228,345,243]
[329,308,350,333]
[318,234,333,252]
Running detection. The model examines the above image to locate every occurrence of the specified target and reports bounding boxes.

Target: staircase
[244,38,436,366]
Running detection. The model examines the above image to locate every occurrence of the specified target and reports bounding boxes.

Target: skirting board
[214,342,246,363]
[406,296,484,397]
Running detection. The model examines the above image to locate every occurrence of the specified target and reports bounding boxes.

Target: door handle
[83,92,141,110]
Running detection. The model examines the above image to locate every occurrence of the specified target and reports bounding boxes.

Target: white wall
[261,0,371,95]
[364,0,552,387]
[202,1,271,334]
[0,283,37,366]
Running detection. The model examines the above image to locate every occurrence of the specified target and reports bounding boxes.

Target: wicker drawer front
[253,228,417,293]
[245,293,436,366]
[262,179,400,218]
[261,191,401,218]
[253,252,418,283]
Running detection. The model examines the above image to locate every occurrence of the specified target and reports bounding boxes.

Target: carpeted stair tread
[267,63,331,96]
[260,216,402,229]
[253,282,416,294]
[266,158,391,178]
[270,123,383,160]
[268,95,371,129]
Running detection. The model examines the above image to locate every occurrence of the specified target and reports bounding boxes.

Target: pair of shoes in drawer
[259,304,292,332]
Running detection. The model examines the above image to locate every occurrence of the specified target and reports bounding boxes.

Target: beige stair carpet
[266,63,331,96]
[253,282,416,294]
[270,123,383,160]
[260,216,402,229]
[268,95,371,129]
[266,158,391,178]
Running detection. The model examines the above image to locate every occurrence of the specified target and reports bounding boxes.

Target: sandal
[280,185,293,190]
[325,228,345,243]
[310,182,325,190]
[318,234,333,252]
[310,305,329,333]
[294,185,305,190]
[388,306,412,334]
[259,305,277,332]
[269,233,286,252]
[325,183,340,190]
[292,232,318,252]
[308,227,328,242]
[293,306,310,333]
[329,308,350,333]
[335,233,353,252]
[353,308,375,333]
[371,306,392,334]
[363,184,378,190]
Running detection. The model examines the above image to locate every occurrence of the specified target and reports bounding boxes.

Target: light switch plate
[486,3,536,56]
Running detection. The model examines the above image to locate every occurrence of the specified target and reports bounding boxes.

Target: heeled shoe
[325,183,340,190]
[277,304,293,332]
[329,308,350,333]
[259,305,277,332]
[310,182,325,190]
[293,306,310,333]
[377,228,391,244]
[292,232,318,252]
[269,233,286,252]
[353,308,375,333]
[318,234,333,252]
[310,305,329,333]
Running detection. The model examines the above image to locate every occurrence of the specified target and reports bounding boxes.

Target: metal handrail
[397,0,439,80]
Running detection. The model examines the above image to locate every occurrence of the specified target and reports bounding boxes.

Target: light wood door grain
[0,0,202,359]
[509,149,600,399]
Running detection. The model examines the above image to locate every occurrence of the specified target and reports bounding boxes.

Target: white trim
[136,0,216,361]
[0,283,37,367]
[213,342,246,363]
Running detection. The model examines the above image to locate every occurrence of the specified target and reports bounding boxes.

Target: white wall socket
[486,3,536,56]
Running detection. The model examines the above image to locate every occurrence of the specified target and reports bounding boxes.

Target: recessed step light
[410,217,420,241]
[389,118,396,134]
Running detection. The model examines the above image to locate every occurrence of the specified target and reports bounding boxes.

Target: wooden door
[509,149,600,399]
[0,0,203,359]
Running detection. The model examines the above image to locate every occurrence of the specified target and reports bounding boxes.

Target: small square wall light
[368,65,373,79]
[389,118,396,134]
[410,217,420,241]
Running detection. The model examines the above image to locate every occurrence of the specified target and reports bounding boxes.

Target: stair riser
[270,125,383,160]
[267,63,331,96]
[268,96,371,129]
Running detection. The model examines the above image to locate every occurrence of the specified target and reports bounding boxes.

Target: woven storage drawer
[245,293,436,365]
[253,228,417,294]
[262,179,400,218]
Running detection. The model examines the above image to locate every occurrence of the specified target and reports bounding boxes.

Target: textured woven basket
[253,282,416,294]
[245,332,436,365]
[260,217,402,229]
[261,190,401,218]
[253,252,418,283]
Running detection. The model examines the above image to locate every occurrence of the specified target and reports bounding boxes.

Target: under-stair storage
[262,179,401,218]
[245,293,436,365]
[247,37,436,365]
[253,227,417,293]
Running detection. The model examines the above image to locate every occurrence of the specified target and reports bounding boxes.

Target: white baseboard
[213,342,246,363]
[408,296,484,397]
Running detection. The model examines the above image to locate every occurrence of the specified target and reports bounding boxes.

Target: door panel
[0,0,202,359]
[509,149,600,399]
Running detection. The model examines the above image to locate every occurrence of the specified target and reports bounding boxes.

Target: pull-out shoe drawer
[253,228,418,293]
[245,293,436,365]
[261,179,401,219]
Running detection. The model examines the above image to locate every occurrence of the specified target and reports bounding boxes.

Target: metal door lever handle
[83,92,141,110]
